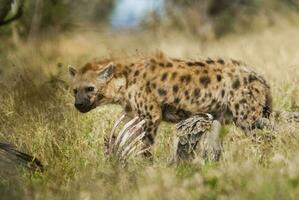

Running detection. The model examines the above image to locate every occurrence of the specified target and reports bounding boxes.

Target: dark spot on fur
[235,103,240,110]
[152,83,157,89]
[166,62,173,67]
[194,62,206,67]
[149,105,153,110]
[240,99,247,104]
[206,59,215,64]
[199,76,211,87]
[173,85,179,94]
[134,70,140,77]
[232,79,241,89]
[217,59,225,65]
[161,72,168,81]
[173,58,183,62]
[184,91,189,96]
[180,75,191,84]
[221,90,225,98]
[249,74,258,82]
[172,72,177,80]
[193,88,201,98]
[187,62,194,66]
[150,59,156,63]
[203,70,208,74]
[123,70,128,78]
[150,65,156,71]
[243,77,248,85]
[124,66,132,73]
[143,73,147,79]
[216,74,222,82]
[174,98,180,104]
[159,62,165,67]
[158,88,167,96]
[146,81,151,93]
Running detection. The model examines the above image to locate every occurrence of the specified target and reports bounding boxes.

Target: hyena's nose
[75,102,85,110]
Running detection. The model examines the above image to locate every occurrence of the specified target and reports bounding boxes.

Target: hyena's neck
[104,63,132,104]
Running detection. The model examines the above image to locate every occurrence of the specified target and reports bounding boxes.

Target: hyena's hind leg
[172,113,222,163]
[254,110,299,130]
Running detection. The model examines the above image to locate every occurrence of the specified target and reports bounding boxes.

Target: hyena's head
[68,62,115,113]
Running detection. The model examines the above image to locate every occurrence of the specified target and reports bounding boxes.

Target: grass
[0,24,299,200]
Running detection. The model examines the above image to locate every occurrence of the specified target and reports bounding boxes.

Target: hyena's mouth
[77,94,105,113]
[77,103,94,113]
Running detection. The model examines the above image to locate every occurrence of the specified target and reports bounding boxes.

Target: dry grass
[0,24,299,200]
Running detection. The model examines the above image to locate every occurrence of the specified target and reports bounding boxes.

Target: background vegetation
[0,0,299,199]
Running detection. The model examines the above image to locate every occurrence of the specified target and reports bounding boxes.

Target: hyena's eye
[86,86,95,92]
[73,89,78,95]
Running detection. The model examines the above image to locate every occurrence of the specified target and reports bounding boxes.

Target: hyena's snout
[74,95,93,113]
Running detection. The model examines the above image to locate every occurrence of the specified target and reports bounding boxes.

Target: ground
[0,24,299,199]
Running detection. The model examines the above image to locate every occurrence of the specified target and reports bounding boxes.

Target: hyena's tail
[262,89,273,118]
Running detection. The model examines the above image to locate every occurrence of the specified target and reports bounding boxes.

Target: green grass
[0,24,299,200]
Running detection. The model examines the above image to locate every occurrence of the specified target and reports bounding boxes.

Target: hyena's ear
[98,63,115,80]
[68,65,77,78]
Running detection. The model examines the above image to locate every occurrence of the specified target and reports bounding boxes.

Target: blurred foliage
[0,0,13,22]
[0,0,115,39]
[0,0,298,40]
[165,0,299,38]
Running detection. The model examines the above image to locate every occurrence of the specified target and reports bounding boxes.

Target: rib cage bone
[104,113,223,164]
[104,113,150,162]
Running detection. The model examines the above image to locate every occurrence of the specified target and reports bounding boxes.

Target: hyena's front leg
[138,103,162,157]
[172,113,222,163]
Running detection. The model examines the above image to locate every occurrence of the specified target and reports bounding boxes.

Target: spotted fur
[69,53,272,152]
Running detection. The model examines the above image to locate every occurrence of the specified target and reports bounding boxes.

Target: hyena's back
[131,57,272,130]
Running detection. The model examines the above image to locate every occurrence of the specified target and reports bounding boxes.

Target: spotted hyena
[68,53,272,155]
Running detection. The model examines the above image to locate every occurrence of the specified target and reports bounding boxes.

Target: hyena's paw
[172,113,222,163]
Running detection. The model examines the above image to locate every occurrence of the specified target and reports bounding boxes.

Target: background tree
[0,0,24,26]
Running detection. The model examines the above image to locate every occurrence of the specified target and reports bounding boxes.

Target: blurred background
[1,1,299,199]
[1,0,299,41]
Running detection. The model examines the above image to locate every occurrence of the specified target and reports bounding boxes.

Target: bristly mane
[79,51,169,74]
[79,58,114,74]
